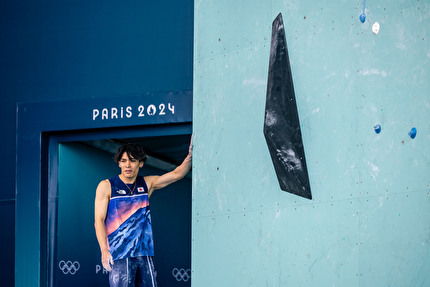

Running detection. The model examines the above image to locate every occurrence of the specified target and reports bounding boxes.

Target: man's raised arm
[146,136,193,197]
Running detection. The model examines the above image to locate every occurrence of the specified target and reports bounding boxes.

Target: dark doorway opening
[47,127,191,286]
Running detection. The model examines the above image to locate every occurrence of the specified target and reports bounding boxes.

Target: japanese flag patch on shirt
[138,187,144,193]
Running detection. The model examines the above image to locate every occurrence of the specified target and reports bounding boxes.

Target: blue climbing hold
[374,124,381,134]
[408,127,417,139]
[360,12,366,23]
[360,0,366,23]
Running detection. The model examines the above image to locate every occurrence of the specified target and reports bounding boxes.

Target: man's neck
[119,174,137,184]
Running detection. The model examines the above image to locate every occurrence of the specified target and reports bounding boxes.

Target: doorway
[52,132,192,286]
[16,92,193,286]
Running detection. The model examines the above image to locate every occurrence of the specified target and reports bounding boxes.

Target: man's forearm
[173,153,192,180]
[94,220,109,252]
[95,219,114,271]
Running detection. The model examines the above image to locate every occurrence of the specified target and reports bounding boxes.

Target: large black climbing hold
[264,13,312,200]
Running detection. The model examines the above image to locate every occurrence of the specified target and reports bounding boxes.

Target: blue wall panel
[193,0,430,286]
[1,1,193,286]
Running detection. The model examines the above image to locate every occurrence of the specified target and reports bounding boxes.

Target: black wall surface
[0,1,193,285]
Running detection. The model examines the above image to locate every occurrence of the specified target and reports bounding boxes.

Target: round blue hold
[360,12,366,23]
[374,124,381,134]
[408,127,417,139]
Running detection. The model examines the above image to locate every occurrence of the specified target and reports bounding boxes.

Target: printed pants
[109,256,158,287]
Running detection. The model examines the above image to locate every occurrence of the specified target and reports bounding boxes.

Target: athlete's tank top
[105,175,154,261]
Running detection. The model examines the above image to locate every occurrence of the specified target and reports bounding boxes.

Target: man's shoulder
[104,175,120,185]
[95,179,112,199]
[97,179,111,189]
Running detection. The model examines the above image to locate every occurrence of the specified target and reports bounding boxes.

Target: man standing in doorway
[94,138,192,286]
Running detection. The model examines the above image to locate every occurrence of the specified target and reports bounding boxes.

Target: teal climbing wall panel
[192,0,430,286]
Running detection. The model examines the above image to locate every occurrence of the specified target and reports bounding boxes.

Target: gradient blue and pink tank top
[105,175,154,261]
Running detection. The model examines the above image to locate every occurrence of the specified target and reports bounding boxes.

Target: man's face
[118,152,144,180]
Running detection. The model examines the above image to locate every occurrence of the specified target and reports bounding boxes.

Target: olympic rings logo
[172,268,191,282]
[58,260,80,275]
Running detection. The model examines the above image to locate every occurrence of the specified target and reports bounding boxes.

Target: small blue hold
[374,124,381,134]
[360,12,366,23]
[408,127,417,139]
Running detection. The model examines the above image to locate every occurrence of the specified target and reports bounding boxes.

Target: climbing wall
[193,0,430,286]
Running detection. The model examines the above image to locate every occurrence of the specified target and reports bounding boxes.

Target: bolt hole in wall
[55,134,191,286]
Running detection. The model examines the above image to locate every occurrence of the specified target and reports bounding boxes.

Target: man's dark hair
[115,143,148,163]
